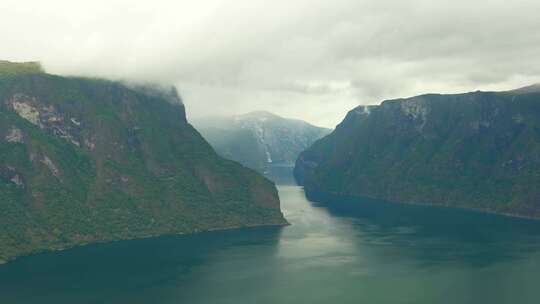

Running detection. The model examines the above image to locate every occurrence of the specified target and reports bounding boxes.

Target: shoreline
[0,221,288,267]
[303,188,540,222]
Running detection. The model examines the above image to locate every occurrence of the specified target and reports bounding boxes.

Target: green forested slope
[295,86,540,218]
[0,61,286,263]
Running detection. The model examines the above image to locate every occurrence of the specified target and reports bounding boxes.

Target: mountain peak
[238,110,280,120]
[510,83,540,94]
[194,111,331,177]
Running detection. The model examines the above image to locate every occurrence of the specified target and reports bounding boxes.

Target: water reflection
[275,186,540,304]
[0,228,283,304]
[1,185,540,304]
[305,190,540,266]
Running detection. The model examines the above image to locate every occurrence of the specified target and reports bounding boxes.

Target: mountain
[0,61,286,264]
[193,111,331,183]
[509,83,540,94]
[295,85,540,219]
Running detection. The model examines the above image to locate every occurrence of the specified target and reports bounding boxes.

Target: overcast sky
[1,0,540,127]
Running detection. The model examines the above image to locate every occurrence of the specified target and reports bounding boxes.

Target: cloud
[1,0,540,127]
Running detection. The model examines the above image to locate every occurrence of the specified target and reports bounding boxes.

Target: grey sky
[1,0,540,127]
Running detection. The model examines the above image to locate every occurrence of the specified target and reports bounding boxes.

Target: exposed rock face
[5,127,23,143]
[0,61,286,263]
[7,94,83,147]
[9,174,24,188]
[11,96,41,126]
[193,111,331,179]
[1,166,24,189]
[295,86,540,219]
[40,155,60,178]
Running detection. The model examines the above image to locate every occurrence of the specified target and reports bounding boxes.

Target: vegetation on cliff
[0,61,286,263]
[295,85,540,219]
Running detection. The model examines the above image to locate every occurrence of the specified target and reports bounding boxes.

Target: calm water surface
[2,185,540,303]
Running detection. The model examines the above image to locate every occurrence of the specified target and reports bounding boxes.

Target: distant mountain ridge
[193,111,331,180]
[295,84,540,219]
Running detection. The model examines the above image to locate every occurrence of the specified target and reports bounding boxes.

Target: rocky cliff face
[0,61,286,264]
[295,85,540,219]
[193,111,331,178]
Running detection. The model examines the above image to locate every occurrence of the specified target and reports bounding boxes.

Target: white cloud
[1,0,539,127]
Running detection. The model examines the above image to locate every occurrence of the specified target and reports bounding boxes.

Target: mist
[1,0,540,127]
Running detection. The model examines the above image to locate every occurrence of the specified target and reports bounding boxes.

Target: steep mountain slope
[193,111,331,179]
[0,61,286,264]
[295,85,540,219]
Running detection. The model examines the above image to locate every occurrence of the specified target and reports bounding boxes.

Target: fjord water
[2,186,540,304]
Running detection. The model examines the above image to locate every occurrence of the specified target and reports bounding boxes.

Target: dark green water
[2,185,540,304]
